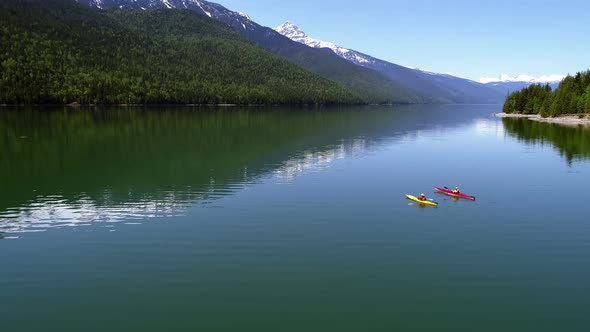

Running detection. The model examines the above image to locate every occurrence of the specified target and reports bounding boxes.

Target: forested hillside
[76,0,431,104]
[0,0,359,105]
[503,70,590,116]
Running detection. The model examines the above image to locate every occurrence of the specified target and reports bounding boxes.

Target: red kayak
[434,187,476,200]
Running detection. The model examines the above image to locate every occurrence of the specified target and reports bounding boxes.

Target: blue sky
[214,0,589,82]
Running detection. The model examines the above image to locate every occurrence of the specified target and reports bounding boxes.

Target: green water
[1,105,590,331]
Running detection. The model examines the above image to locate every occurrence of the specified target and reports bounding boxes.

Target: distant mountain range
[485,81,561,95]
[480,75,562,95]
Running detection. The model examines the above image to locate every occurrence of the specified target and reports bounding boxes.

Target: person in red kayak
[452,187,460,194]
[418,193,427,201]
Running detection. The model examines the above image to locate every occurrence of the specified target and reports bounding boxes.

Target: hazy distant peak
[479,74,564,84]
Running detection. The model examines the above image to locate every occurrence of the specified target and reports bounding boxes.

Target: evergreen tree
[503,71,590,116]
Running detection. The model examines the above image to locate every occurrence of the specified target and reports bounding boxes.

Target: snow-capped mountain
[276,22,504,103]
[276,22,374,66]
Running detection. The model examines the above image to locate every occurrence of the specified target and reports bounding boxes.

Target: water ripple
[0,192,194,238]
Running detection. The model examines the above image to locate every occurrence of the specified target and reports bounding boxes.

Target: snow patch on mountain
[194,0,211,17]
[479,74,564,84]
[238,12,250,20]
[87,0,104,8]
[403,66,452,77]
[78,0,255,30]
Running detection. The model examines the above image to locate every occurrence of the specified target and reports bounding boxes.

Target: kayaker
[452,187,460,194]
[418,193,427,201]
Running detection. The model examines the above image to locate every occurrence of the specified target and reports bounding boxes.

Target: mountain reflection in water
[0,105,495,238]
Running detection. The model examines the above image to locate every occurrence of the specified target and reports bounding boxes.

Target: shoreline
[494,112,590,126]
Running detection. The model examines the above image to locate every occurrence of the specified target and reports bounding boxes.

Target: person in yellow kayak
[418,193,427,201]
[452,187,460,194]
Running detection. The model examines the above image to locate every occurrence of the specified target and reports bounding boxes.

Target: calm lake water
[1,105,590,331]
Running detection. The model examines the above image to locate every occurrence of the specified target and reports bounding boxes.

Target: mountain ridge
[275,21,504,104]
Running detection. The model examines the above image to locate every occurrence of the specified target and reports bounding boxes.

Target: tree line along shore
[502,70,590,117]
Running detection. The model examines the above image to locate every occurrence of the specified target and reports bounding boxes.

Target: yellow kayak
[406,194,438,207]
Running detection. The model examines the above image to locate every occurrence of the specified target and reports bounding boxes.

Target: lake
[1,105,590,331]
